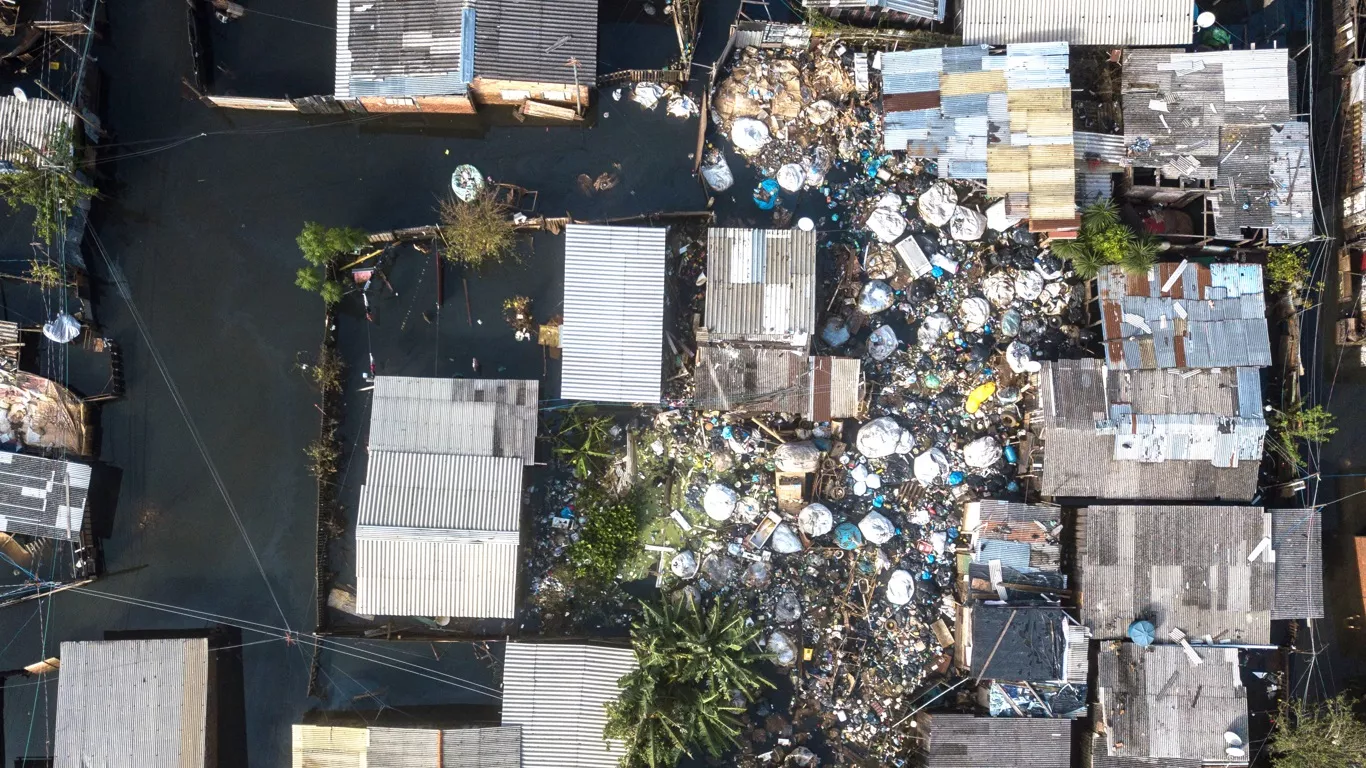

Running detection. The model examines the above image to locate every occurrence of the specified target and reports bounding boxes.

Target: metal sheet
[501,644,638,768]
[369,377,539,464]
[0,452,91,542]
[561,224,667,403]
[0,95,77,164]
[355,535,519,618]
[962,0,1193,46]
[55,639,209,768]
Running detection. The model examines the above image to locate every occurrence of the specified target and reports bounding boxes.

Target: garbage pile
[615,82,699,119]
[526,31,1097,768]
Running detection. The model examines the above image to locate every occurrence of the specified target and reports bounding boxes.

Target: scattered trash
[633,82,665,110]
[450,164,484,202]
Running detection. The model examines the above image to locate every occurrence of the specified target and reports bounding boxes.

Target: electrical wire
[84,226,294,634]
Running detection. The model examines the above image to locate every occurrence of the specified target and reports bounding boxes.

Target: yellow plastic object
[965,381,997,414]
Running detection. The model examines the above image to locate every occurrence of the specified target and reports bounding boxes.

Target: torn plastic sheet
[865,206,907,243]
[917,181,958,227]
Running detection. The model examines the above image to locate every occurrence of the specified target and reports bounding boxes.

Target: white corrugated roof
[369,377,539,465]
[356,532,519,618]
[292,724,522,768]
[501,643,637,768]
[961,0,1193,47]
[0,95,76,164]
[55,639,209,768]
[560,224,667,404]
[359,452,522,531]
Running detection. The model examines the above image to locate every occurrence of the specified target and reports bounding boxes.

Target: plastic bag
[917,181,958,227]
[885,569,916,605]
[856,416,910,458]
[703,483,739,521]
[776,163,805,192]
[770,523,805,553]
[964,436,1003,468]
[858,280,895,313]
[798,503,834,536]
[865,207,907,243]
[867,325,898,360]
[700,151,734,192]
[774,441,821,473]
[730,118,771,154]
[858,510,896,545]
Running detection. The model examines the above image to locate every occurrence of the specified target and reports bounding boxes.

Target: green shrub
[1053,200,1160,279]
[295,222,366,305]
[1270,694,1366,768]
[1266,245,1311,293]
[568,501,639,582]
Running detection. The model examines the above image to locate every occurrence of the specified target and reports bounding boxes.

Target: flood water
[0,0,741,762]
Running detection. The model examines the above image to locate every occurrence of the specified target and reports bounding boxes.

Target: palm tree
[1053,199,1158,278]
[606,596,774,767]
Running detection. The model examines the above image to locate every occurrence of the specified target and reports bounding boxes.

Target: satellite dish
[1224,732,1244,747]
[1197,11,1217,28]
[11,87,26,102]
[1226,747,1246,758]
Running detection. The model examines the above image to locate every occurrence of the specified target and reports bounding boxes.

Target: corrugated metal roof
[1096,264,1272,370]
[1097,644,1248,763]
[359,452,522,531]
[1074,131,1126,202]
[692,347,859,419]
[1088,733,1202,768]
[879,0,944,21]
[704,228,816,345]
[55,639,209,768]
[962,0,1193,46]
[0,452,90,542]
[923,715,1073,768]
[293,725,366,768]
[1271,508,1324,620]
[969,606,1069,681]
[369,377,538,465]
[881,44,1075,221]
[1212,122,1314,242]
[1038,359,1264,501]
[336,0,473,98]
[964,499,1062,572]
[501,643,637,768]
[1077,505,1273,643]
[355,533,519,618]
[560,224,667,404]
[293,725,522,768]
[473,0,596,84]
[0,95,76,164]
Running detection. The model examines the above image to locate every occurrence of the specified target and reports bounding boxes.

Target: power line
[84,226,294,634]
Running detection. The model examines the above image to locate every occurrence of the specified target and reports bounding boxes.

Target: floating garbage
[821,316,851,347]
[703,483,739,521]
[666,93,697,118]
[735,496,762,523]
[986,199,1024,232]
[917,181,958,227]
[949,206,987,241]
[787,747,820,767]
[730,118,771,154]
[802,146,833,187]
[858,280,895,314]
[450,164,485,202]
[866,325,898,360]
[1014,269,1044,301]
[701,553,741,585]
[913,447,949,485]
[982,272,1015,307]
[885,569,916,605]
[768,631,797,666]
[633,82,665,109]
[999,309,1022,338]
[858,510,896,545]
[770,523,805,554]
[774,589,802,622]
[865,206,906,243]
[958,296,991,332]
[798,503,834,536]
[1005,340,1042,373]
[834,521,864,550]
[774,441,821,473]
[963,436,1003,469]
[918,312,953,348]
[797,216,815,231]
[742,560,772,588]
[776,163,806,192]
[965,381,997,414]
[753,178,781,210]
[670,550,699,579]
[699,151,734,192]
[856,416,911,458]
[805,99,836,125]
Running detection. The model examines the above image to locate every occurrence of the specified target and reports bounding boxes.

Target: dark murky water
[0,0,735,762]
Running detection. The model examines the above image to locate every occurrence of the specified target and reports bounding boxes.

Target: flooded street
[0,0,724,762]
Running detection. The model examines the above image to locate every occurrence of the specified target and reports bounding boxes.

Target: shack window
[500,90,531,102]
[384,97,417,107]
[541,91,570,102]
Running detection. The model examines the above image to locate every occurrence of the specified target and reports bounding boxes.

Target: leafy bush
[1267,244,1311,293]
[438,190,518,269]
[29,259,64,289]
[1271,402,1337,470]
[1270,695,1366,768]
[567,500,639,582]
[606,597,774,767]
[0,127,96,245]
[295,222,366,306]
[553,406,615,480]
[1052,200,1160,279]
